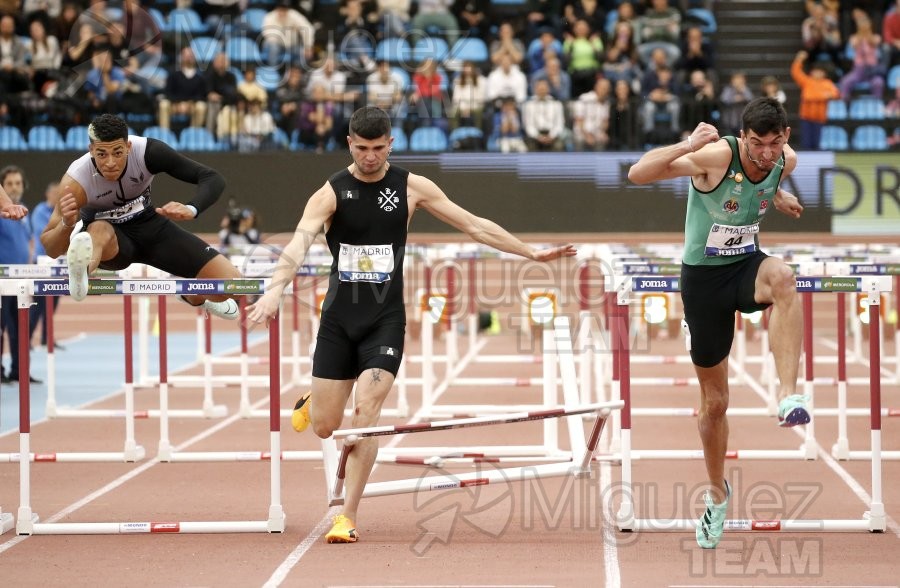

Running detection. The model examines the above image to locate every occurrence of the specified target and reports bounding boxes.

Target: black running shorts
[680,251,771,368]
[92,211,221,277]
[312,309,406,380]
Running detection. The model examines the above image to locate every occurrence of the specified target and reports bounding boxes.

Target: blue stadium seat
[413,37,449,63]
[409,126,448,151]
[237,8,267,34]
[179,127,220,151]
[143,126,180,147]
[226,37,262,66]
[851,125,888,150]
[167,8,207,34]
[27,125,67,151]
[825,99,847,121]
[65,126,90,151]
[148,7,167,32]
[190,36,221,67]
[684,8,717,35]
[819,125,848,150]
[391,127,408,152]
[449,38,489,66]
[0,127,28,150]
[375,38,412,63]
[849,97,885,120]
[269,127,290,149]
[888,64,900,90]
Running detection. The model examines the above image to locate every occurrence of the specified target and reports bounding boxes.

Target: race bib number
[95,194,149,224]
[704,223,759,257]
[338,243,394,283]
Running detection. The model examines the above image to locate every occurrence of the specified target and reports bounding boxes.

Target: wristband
[687,135,695,152]
[61,216,74,229]
[185,204,198,218]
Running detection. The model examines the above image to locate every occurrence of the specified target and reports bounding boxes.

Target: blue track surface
[0,331,264,434]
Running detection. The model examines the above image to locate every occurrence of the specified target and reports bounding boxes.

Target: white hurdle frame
[613,274,891,534]
[8,278,285,535]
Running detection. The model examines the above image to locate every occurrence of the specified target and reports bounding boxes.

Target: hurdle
[613,273,890,534]
[10,278,285,535]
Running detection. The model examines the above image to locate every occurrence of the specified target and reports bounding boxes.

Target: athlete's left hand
[156,202,195,221]
[774,189,803,219]
[532,244,578,261]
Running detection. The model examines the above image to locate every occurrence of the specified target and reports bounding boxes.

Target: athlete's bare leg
[696,358,729,503]
[754,257,801,401]
[82,220,119,271]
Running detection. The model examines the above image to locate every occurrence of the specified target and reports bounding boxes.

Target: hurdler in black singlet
[312,165,411,380]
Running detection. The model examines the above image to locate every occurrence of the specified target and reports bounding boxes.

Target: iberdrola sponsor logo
[88,280,118,294]
[224,279,264,294]
[821,278,859,292]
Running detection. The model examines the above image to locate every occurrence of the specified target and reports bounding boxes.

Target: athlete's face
[740,129,789,172]
[90,139,131,181]
[348,134,392,177]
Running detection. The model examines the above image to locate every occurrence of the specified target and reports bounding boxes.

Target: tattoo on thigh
[371,369,382,384]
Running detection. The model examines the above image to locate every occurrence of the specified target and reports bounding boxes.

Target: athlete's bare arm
[41,174,87,258]
[408,173,576,262]
[774,144,802,218]
[0,184,27,220]
[246,182,337,324]
[628,122,731,189]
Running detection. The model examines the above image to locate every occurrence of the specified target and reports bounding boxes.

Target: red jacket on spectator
[791,55,840,123]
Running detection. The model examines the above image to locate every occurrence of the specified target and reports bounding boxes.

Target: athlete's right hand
[245,290,282,327]
[688,122,719,152]
[58,188,80,228]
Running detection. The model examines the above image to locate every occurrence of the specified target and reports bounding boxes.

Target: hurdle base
[616,502,635,532]
[1,512,14,535]
[27,520,274,535]
[15,508,39,535]
[831,439,850,460]
[267,506,286,533]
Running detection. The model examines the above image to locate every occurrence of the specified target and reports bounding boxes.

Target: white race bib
[338,243,394,283]
[704,223,759,257]
[95,194,149,224]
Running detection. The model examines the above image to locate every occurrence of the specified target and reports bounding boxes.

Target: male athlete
[628,97,807,549]
[40,114,240,317]
[247,106,576,543]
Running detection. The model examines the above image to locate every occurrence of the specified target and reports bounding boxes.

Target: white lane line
[264,338,489,587]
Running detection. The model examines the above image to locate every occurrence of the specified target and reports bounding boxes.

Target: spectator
[0,165,40,384]
[838,10,885,101]
[120,0,163,68]
[563,18,603,97]
[219,198,261,248]
[52,2,80,56]
[450,60,487,130]
[526,28,562,74]
[486,53,528,105]
[884,0,900,67]
[205,52,240,139]
[453,0,490,41]
[25,18,62,96]
[0,15,32,95]
[572,76,611,151]
[29,181,62,350]
[299,83,335,152]
[262,0,315,66]
[612,1,641,44]
[83,50,125,116]
[63,22,98,69]
[679,69,716,138]
[409,57,447,122]
[335,0,377,73]
[197,0,243,31]
[490,21,525,68]
[522,78,566,150]
[530,55,571,101]
[410,0,460,45]
[275,65,308,133]
[158,47,208,132]
[524,0,563,43]
[563,0,606,39]
[602,21,640,86]
[372,0,411,38]
[802,1,842,65]
[608,77,642,149]
[307,56,358,144]
[640,63,681,144]
[675,26,714,80]
[638,0,681,45]
[238,98,278,152]
[718,71,753,136]
[238,66,269,111]
[885,85,900,117]
[492,96,528,152]
[760,75,787,105]
[791,50,840,150]
[366,59,405,114]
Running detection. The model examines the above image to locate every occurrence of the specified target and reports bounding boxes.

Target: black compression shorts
[92,211,221,277]
[312,308,405,380]
[680,251,771,368]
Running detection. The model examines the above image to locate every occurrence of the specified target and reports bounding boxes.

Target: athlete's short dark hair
[349,106,391,140]
[88,114,129,143]
[741,97,788,136]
